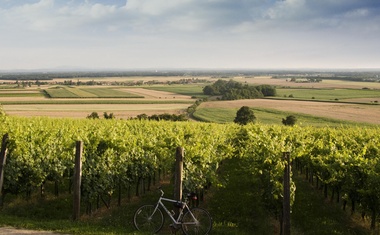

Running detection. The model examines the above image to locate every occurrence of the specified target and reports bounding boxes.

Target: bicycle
[133,187,212,234]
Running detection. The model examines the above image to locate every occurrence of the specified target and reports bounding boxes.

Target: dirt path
[0,227,67,235]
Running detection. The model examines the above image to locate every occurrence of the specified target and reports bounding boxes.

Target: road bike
[133,188,212,234]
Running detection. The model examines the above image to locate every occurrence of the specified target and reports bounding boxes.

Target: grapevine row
[0,115,235,209]
[1,113,380,229]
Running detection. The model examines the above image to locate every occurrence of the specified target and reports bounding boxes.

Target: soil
[0,227,66,235]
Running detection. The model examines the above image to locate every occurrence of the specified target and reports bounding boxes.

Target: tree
[203,85,218,95]
[87,112,100,119]
[136,113,148,120]
[103,112,115,119]
[234,106,256,125]
[282,115,297,126]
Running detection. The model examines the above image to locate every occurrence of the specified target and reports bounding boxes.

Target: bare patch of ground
[199,99,380,124]
[0,227,65,234]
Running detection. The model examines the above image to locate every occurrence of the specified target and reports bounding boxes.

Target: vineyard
[0,112,380,233]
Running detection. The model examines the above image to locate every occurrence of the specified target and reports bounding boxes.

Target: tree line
[86,111,188,121]
[203,79,276,100]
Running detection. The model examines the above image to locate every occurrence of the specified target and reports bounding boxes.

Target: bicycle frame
[134,188,212,235]
[151,190,198,226]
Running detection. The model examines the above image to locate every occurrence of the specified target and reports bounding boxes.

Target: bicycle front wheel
[133,204,164,234]
[181,207,212,235]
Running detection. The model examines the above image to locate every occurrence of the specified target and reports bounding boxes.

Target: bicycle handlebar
[157,186,197,200]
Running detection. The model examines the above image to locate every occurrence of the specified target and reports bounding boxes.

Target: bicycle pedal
[169,224,180,231]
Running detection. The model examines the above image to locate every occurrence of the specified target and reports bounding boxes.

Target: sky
[0,0,380,71]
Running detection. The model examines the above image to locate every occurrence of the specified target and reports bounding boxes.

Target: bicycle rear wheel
[181,207,212,235]
[133,204,164,234]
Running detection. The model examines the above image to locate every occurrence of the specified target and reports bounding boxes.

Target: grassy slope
[192,107,371,127]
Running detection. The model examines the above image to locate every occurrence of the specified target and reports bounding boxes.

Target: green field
[144,85,207,97]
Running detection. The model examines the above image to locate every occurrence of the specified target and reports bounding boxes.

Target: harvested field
[198,99,380,125]
[0,90,40,94]
[118,88,193,99]
[0,97,46,101]
[234,76,380,89]
[0,87,193,119]
[3,103,189,119]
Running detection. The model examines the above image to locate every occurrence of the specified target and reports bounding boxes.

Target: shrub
[282,115,297,126]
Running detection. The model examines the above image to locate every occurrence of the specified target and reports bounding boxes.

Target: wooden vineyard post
[0,134,9,207]
[174,147,184,214]
[73,141,83,221]
[283,152,291,235]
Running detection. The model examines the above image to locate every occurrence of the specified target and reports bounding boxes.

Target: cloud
[0,0,379,69]
[2,0,379,35]
[124,0,191,16]
[0,0,55,31]
[262,0,380,30]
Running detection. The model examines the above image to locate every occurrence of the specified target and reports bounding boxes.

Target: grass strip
[291,174,370,235]
[208,157,274,235]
